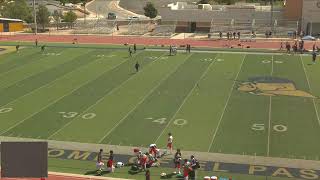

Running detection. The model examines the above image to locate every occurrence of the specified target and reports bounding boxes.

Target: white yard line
[47,51,159,139]
[267,55,274,157]
[0,58,128,136]
[97,54,194,143]
[155,55,218,144]
[207,54,246,152]
[0,51,108,110]
[300,55,320,128]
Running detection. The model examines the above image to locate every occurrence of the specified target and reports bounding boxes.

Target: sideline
[1,136,320,170]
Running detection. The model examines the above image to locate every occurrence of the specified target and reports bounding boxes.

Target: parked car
[301,35,316,41]
[127,16,139,20]
[107,12,117,20]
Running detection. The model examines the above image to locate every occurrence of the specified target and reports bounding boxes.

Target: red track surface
[0,34,318,50]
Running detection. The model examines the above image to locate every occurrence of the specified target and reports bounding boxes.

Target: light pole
[33,0,37,35]
[270,0,274,33]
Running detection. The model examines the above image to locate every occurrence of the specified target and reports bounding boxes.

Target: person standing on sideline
[135,61,140,72]
[190,155,200,180]
[16,45,20,52]
[107,150,115,172]
[167,133,173,154]
[145,169,150,180]
[183,159,191,180]
[173,149,182,174]
[219,31,222,39]
[96,149,104,171]
[169,45,172,56]
[35,39,38,47]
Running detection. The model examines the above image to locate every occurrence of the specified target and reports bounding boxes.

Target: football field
[0,46,320,161]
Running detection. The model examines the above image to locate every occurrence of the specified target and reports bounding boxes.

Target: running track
[0,34,318,50]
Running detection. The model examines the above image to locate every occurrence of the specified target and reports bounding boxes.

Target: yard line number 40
[252,123,287,132]
[149,117,188,126]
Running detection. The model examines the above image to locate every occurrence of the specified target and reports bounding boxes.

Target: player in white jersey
[167,132,173,154]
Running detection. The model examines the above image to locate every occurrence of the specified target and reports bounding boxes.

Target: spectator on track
[233,32,236,39]
[237,32,240,39]
[219,31,222,39]
[285,42,291,53]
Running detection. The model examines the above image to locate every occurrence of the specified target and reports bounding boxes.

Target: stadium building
[159,1,320,36]
[284,0,320,35]
[159,2,285,35]
[0,18,23,32]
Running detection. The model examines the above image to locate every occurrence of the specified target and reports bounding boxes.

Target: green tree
[37,4,50,31]
[52,10,63,30]
[143,2,157,19]
[63,11,77,28]
[1,0,33,22]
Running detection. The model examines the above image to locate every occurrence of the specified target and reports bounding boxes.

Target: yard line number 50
[252,123,287,132]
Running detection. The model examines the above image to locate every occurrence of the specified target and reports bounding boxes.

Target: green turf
[0,46,320,162]
[157,53,244,151]
[0,48,91,90]
[101,53,215,146]
[50,53,189,143]
[211,54,272,156]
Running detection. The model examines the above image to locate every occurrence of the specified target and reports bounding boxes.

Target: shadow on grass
[85,170,111,176]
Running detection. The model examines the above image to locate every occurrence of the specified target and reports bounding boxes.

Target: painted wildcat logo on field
[238,76,316,98]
